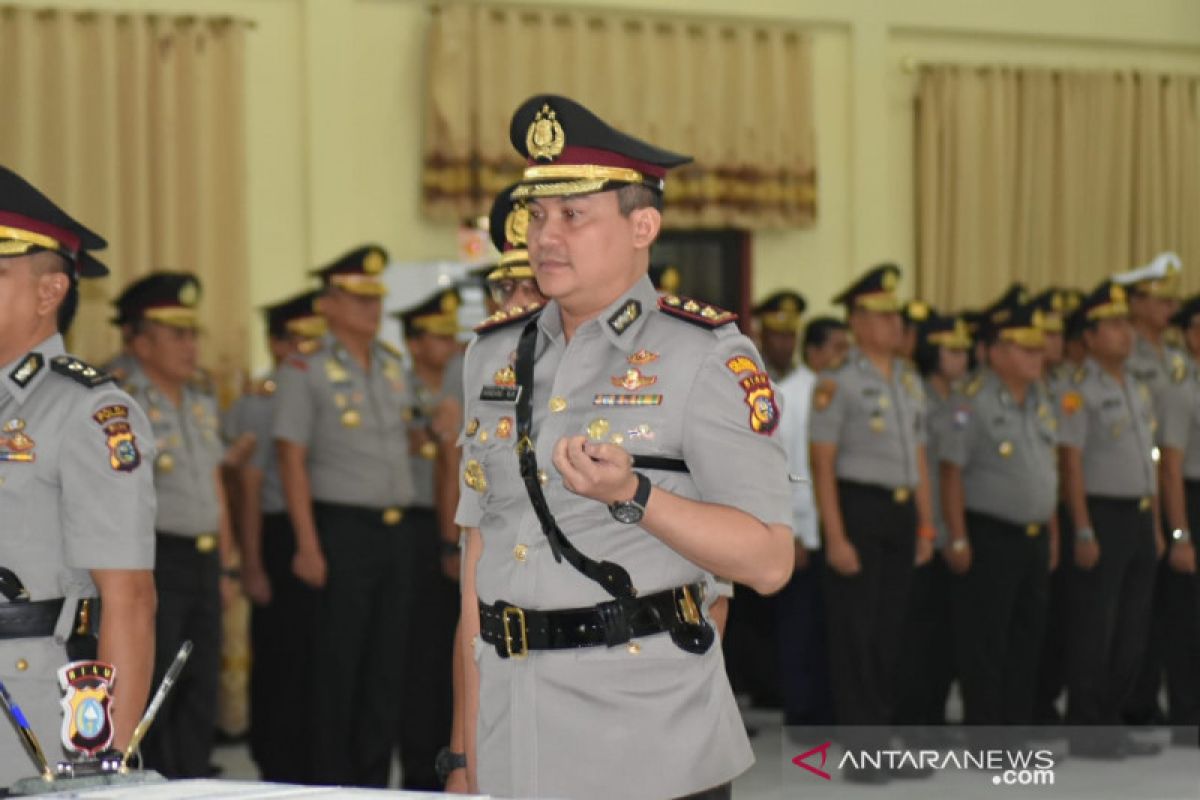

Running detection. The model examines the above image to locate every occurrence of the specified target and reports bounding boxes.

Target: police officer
[0,166,156,787]
[225,289,324,782]
[895,310,971,732]
[801,317,849,373]
[808,264,935,782]
[1149,293,1200,745]
[273,245,419,787]
[1115,253,1186,725]
[753,290,806,382]
[117,272,235,778]
[392,287,461,790]
[456,95,793,799]
[1058,279,1164,757]
[940,301,1058,733]
[899,298,932,363]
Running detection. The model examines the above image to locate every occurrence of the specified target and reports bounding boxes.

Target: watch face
[612,502,644,525]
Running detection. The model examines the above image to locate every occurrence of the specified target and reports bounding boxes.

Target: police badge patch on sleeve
[740,372,779,435]
[104,421,141,472]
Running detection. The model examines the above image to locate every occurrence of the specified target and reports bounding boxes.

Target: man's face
[319,287,381,339]
[759,328,798,373]
[850,309,903,355]
[526,192,656,307]
[989,341,1044,384]
[1084,317,1134,361]
[810,328,850,372]
[1131,294,1176,332]
[408,331,458,371]
[132,322,199,385]
[0,254,66,353]
[491,277,546,312]
[938,346,971,382]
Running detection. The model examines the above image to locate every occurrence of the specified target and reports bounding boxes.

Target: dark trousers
[894,555,956,727]
[954,512,1050,726]
[777,548,833,727]
[141,533,221,778]
[1065,497,1157,728]
[248,513,318,783]
[1034,504,1072,724]
[310,502,417,787]
[824,481,916,741]
[724,584,781,709]
[396,508,458,790]
[1161,482,1200,732]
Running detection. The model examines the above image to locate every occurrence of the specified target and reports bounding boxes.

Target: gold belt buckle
[1026,523,1041,538]
[383,507,404,526]
[677,585,703,625]
[501,606,528,659]
[195,534,217,553]
[1138,497,1151,513]
[893,487,911,504]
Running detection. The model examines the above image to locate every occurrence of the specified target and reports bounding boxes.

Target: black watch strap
[631,471,651,507]
[435,746,466,784]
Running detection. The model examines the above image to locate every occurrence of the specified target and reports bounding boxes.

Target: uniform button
[627,642,641,655]
[513,544,528,562]
[537,469,549,486]
[15,659,28,672]
[549,396,568,413]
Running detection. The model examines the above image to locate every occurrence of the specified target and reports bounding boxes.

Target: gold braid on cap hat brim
[997,328,1046,348]
[853,292,902,313]
[143,307,200,328]
[330,274,388,296]
[286,315,327,339]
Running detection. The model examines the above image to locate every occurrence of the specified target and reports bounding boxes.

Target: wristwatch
[1172,528,1192,544]
[609,472,651,524]
[435,746,466,784]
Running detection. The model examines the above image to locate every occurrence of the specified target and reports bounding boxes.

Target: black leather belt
[0,598,65,639]
[479,582,708,659]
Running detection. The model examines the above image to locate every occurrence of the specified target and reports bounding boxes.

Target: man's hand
[293,546,327,588]
[1074,538,1100,571]
[943,539,972,574]
[825,537,861,576]
[242,562,272,605]
[552,436,637,505]
[1168,540,1197,574]
[915,537,934,566]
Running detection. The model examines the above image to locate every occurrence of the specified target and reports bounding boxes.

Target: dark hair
[803,317,847,351]
[914,338,941,377]
[616,184,663,215]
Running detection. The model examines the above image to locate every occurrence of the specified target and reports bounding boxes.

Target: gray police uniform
[1150,359,1200,731]
[940,371,1057,724]
[455,277,790,800]
[1057,358,1158,729]
[0,335,155,786]
[1127,334,1187,427]
[124,364,224,778]
[807,348,926,734]
[272,333,418,786]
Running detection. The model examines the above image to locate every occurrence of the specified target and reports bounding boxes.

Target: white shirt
[777,364,820,548]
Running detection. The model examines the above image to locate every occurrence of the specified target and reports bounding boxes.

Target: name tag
[480,386,521,403]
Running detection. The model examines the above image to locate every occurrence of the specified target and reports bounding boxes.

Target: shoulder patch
[49,356,113,388]
[813,378,838,411]
[658,295,737,329]
[474,302,544,335]
[1061,390,1083,416]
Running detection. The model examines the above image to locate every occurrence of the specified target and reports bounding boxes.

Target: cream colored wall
[13,0,1200,371]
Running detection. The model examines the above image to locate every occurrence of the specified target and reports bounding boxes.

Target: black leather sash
[511,318,713,655]
[479,583,708,659]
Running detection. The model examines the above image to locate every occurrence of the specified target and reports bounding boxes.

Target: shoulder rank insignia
[8,353,44,388]
[813,379,838,411]
[1072,365,1087,385]
[474,302,544,335]
[607,299,642,335]
[378,340,404,360]
[1170,352,1187,384]
[963,375,983,398]
[50,357,113,388]
[658,295,737,328]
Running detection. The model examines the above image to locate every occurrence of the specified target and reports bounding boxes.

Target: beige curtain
[0,6,248,393]
[423,2,816,229]
[916,66,1200,310]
